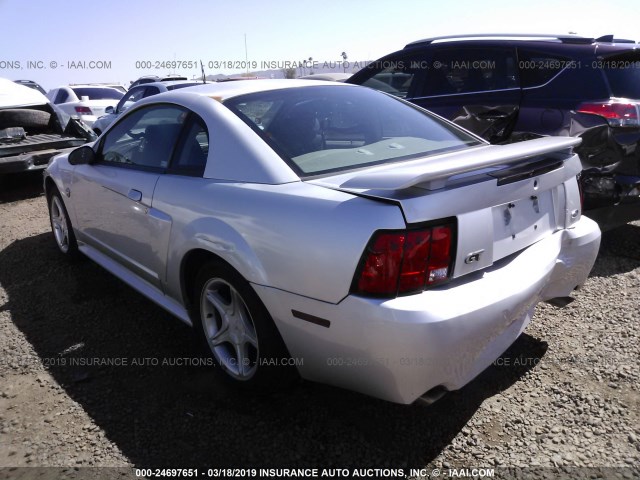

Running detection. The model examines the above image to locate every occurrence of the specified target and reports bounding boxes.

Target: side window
[99,105,187,170]
[170,117,209,176]
[360,55,426,99]
[54,89,69,104]
[517,50,572,88]
[423,47,518,96]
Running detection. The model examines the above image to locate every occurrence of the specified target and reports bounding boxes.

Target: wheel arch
[43,175,58,199]
[180,247,267,314]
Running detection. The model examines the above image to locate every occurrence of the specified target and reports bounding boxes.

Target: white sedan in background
[46,85,124,127]
[44,80,600,404]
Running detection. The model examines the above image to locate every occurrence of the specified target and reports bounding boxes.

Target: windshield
[224,85,481,176]
[71,87,124,100]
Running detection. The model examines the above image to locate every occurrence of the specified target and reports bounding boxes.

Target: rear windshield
[71,87,124,100]
[224,85,481,176]
[603,52,640,99]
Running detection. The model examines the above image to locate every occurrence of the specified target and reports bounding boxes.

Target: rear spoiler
[337,137,581,191]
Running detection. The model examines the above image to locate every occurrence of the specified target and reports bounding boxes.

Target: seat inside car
[134,123,183,167]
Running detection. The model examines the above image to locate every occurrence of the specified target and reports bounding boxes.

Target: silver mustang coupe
[44,80,600,404]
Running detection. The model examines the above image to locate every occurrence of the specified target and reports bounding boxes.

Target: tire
[192,260,297,391]
[0,109,51,130]
[47,188,79,258]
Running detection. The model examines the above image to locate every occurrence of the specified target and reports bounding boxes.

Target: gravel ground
[0,172,639,479]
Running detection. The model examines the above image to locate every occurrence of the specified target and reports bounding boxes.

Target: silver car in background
[43,80,600,404]
[91,80,205,135]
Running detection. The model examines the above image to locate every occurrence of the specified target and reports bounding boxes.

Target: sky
[0,0,639,91]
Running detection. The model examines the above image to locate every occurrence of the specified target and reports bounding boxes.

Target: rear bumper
[0,147,76,174]
[254,217,600,404]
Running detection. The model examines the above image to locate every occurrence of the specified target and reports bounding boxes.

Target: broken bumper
[254,216,601,404]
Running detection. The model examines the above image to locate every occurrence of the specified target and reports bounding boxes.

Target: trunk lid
[307,136,583,279]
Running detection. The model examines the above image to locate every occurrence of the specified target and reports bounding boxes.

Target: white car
[44,80,600,404]
[0,78,94,174]
[46,85,124,127]
[92,81,204,135]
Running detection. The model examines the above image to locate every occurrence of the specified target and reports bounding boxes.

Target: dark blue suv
[348,34,640,229]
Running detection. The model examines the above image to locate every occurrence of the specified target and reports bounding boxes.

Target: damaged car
[0,78,95,175]
[44,80,600,404]
[348,34,640,230]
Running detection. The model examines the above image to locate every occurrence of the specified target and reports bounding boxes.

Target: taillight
[356,233,405,295]
[576,100,639,127]
[74,106,93,115]
[353,222,455,298]
[427,226,453,286]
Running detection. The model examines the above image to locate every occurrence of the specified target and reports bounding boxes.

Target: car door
[70,104,188,290]
[408,46,521,143]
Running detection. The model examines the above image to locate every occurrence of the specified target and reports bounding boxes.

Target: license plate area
[492,190,556,261]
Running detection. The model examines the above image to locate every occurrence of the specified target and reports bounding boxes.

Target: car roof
[163,79,354,102]
[143,80,205,88]
[404,33,638,48]
[14,79,42,85]
[300,73,352,82]
[52,84,123,90]
[67,84,123,88]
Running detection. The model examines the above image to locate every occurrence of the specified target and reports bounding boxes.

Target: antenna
[244,34,249,75]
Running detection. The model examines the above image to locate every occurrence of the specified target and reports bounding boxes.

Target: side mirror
[68,145,96,165]
[105,106,114,114]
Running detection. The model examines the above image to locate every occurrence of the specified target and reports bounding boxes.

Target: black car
[348,34,640,229]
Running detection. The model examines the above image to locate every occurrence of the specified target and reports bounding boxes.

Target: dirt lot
[0,172,639,479]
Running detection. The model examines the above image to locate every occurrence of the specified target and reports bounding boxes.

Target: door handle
[127,189,142,202]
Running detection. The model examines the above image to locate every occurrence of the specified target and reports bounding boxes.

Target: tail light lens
[353,222,455,298]
[74,106,93,115]
[427,226,453,285]
[576,100,639,127]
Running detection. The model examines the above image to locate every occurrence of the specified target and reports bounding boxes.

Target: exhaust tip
[415,386,448,405]
[545,296,575,308]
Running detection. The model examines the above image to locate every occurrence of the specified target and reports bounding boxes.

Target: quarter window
[99,105,187,170]
[170,117,209,175]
